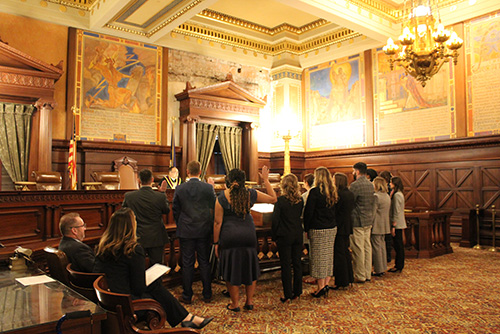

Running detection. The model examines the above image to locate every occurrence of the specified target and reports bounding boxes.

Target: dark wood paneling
[260,135,500,241]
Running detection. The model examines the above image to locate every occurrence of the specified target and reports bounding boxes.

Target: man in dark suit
[59,212,95,272]
[173,161,216,304]
[122,169,170,265]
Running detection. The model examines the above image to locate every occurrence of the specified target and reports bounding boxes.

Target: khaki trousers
[350,226,373,281]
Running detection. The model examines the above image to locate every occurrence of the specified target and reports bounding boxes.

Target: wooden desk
[404,211,453,258]
[0,268,106,334]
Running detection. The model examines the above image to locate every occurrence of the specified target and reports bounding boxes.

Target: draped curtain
[217,125,242,172]
[196,123,218,180]
[0,103,34,183]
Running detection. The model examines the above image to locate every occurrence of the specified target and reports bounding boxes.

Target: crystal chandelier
[383,0,463,87]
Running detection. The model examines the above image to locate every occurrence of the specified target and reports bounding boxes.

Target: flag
[170,121,176,167]
[68,114,77,190]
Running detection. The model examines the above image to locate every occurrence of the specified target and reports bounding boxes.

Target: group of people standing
[272,162,407,302]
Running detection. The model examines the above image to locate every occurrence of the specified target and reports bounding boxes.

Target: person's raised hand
[260,165,270,181]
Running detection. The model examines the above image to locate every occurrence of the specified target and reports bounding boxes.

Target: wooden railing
[404,211,453,258]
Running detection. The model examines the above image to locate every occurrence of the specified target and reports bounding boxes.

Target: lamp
[276,108,300,175]
[383,0,463,87]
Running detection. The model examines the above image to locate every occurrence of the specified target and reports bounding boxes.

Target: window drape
[196,123,218,180]
[217,125,242,172]
[0,103,34,183]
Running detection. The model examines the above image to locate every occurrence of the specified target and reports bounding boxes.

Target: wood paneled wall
[260,135,500,240]
[51,139,179,189]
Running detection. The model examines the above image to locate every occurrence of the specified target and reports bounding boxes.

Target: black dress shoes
[388,267,402,273]
[181,316,214,329]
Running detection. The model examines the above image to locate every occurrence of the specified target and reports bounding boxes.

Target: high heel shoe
[181,316,214,329]
[226,304,240,312]
[311,286,329,298]
[388,267,402,273]
[280,297,290,303]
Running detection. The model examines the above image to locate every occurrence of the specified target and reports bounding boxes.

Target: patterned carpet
[172,245,500,333]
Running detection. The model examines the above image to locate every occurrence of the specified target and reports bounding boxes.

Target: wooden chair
[114,156,139,189]
[94,276,198,334]
[43,247,70,286]
[66,263,103,303]
[32,171,62,190]
[267,173,281,195]
[91,171,120,190]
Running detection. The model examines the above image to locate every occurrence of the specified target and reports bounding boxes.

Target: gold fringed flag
[68,109,77,190]
[170,117,176,167]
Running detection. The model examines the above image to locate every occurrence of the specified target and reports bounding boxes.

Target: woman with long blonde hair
[303,167,338,297]
[94,208,213,330]
[371,176,391,276]
[272,173,304,302]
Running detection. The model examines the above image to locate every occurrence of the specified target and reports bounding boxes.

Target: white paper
[16,275,55,286]
[251,203,274,213]
[145,263,170,286]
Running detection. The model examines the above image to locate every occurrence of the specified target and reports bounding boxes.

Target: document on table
[145,263,171,286]
[16,275,55,286]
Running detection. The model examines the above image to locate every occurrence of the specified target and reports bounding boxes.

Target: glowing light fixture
[383,0,463,87]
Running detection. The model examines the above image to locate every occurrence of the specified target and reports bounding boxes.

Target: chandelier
[383,0,463,87]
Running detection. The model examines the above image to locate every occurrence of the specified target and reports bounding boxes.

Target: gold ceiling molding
[198,9,329,36]
[46,0,94,10]
[173,23,361,56]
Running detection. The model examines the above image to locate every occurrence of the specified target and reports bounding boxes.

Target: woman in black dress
[94,208,212,329]
[213,166,277,312]
[332,172,355,289]
[272,173,304,302]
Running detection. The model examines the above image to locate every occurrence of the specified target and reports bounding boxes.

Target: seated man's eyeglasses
[72,223,87,229]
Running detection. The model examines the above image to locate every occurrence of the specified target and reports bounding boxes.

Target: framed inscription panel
[73,30,162,144]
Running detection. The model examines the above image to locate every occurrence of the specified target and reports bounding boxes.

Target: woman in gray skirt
[371,177,391,276]
[303,167,338,298]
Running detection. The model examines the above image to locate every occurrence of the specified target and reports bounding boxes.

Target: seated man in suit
[173,161,216,303]
[161,166,182,189]
[58,212,95,272]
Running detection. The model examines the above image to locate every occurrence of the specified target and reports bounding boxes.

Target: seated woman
[94,207,212,330]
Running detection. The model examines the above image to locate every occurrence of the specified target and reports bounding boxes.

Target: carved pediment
[0,41,63,102]
[175,80,266,123]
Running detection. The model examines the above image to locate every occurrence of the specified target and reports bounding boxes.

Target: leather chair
[43,247,70,286]
[114,156,138,190]
[32,171,62,190]
[206,174,226,192]
[91,171,120,190]
[94,276,198,334]
[66,263,104,303]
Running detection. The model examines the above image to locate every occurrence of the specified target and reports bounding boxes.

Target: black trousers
[333,234,354,287]
[144,246,165,266]
[276,234,303,299]
[140,279,189,327]
[385,233,393,262]
[393,229,405,270]
[179,237,212,300]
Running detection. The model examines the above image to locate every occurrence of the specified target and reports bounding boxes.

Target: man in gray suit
[173,161,216,304]
[122,169,170,265]
[349,162,375,283]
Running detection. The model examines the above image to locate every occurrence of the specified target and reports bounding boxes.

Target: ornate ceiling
[0,0,498,68]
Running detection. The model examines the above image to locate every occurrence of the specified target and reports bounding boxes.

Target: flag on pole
[68,110,77,190]
[170,118,176,167]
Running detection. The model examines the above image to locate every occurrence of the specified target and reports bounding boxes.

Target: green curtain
[217,125,242,173]
[196,123,218,180]
[0,103,34,183]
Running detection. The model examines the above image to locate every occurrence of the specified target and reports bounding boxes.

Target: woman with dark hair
[389,176,406,273]
[379,170,393,262]
[213,166,277,312]
[303,167,338,298]
[332,172,354,290]
[272,173,304,302]
[371,177,391,276]
[94,208,212,329]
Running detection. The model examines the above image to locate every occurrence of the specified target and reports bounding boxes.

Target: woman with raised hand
[303,167,338,298]
[213,166,277,312]
[388,176,407,273]
[94,207,213,330]
[371,176,391,277]
[272,173,304,302]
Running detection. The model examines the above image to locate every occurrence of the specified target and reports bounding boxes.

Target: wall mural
[304,54,366,150]
[466,11,500,136]
[373,49,455,145]
[74,30,162,144]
